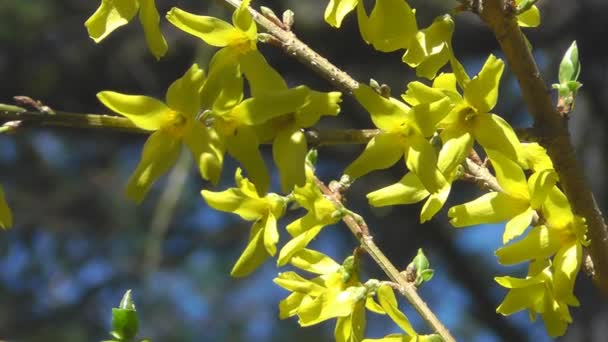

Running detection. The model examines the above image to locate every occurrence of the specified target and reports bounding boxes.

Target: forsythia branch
[314,177,457,342]
[479,0,608,293]
[0,105,379,145]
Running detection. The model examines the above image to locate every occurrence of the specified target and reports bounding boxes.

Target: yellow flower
[277,166,342,266]
[85,0,168,59]
[199,49,312,195]
[97,64,223,202]
[345,83,451,194]
[367,131,464,222]
[448,150,557,243]
[495,259,577,337]
[401,15,455,79]
[0,185,12,229]
[167,0,257,57]
[201,168,286,277]
[276,251,379,341]
[239,51,342,193]
[405,55,524,171]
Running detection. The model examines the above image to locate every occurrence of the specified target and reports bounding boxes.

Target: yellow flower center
[162,110,188,137]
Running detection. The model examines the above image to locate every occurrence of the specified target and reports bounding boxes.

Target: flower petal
[166,64,205,117]
[528,169,558,209]
[279,292,308,319]
[240,50,288,96]
[437,130,473,176]
[166,8,243,47]
[405,136,446,193]
[138,0,168,59]
[274,271,326,294]
[401,81,446,106]
[85,0,138,43]
[263,213,279,256]
[97,91,169,131]
[517,3,541,28]
[420,185,450,223]
[485,149,529,200]
[126,131,181,203]
[298,287,364,326]
[232,0,256,39]
[410,98,453,137]
[448,192,527,227]
[354,84,409,131]
[0,186,12,229]
[226,127,270,195]
[356,0,417,52]
[542,186,574,229]
[503,207,535,244]
[184,124,225,184]
[402,15,454,79]
[367,172,429,207]
[553,241,582,301]
[277,225,325,266]
[496,225,561,265]
[273,127,307,192]
[473,114,523,164]
[200,175,267,221]
[377,285,416,336]
[295,90,343,128]
[231,219,269,277]
[344,133,403,180]
[290,248,341,275]
[464,55,504,113]
[232,86,309,125]
[324,0,358,28]
[496,285,545,316]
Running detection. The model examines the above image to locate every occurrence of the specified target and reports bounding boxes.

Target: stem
[479,0,608,294]
[315,178,456,342]
[224,0,359,94]
[0,106,381,145]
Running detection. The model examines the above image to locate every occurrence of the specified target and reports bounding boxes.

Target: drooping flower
[198,48,312,195]
[0,185,12,229]
[404,55,524,170]
[167,0,257,59]
[325,0,454,79]
[401,15,455,79]
[201,168,287,277]
[240,51,342,192]
[275,250,379,341]
[277,165,342,266]
[495,259,578,337]
[494,185,587,337]
[97,64,223,202]
[344,83,452,194]
[367,130,464,222]
[448,150,558,243]
[85,0,168,59]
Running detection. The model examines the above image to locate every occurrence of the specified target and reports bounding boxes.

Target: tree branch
[479,0,608,293]
[314,178,456,342]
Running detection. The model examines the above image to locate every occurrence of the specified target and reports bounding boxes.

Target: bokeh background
[1,0,608,341]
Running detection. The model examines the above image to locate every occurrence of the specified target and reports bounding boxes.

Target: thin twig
[314,177,456,342]
[479,0,608,294]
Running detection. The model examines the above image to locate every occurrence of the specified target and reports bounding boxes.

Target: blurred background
[1,0,608,341]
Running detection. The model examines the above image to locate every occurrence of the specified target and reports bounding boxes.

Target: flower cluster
[79,0,590,339]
